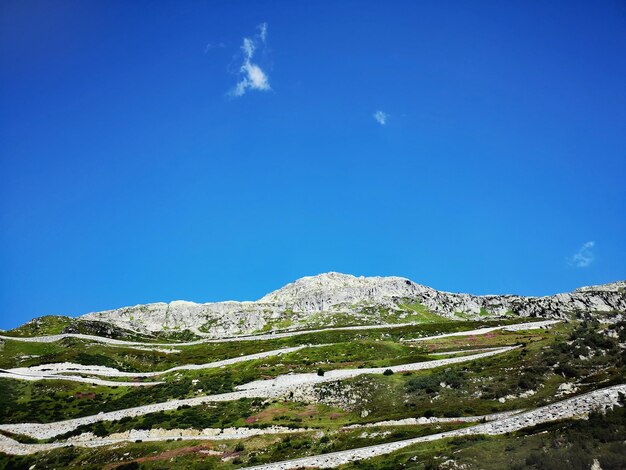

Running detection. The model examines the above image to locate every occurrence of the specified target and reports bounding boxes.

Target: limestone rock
[41,273,625,338]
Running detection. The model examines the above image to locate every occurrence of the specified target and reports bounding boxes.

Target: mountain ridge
[9,273,623,339]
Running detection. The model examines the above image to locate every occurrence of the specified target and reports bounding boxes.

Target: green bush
[406,370,464,395]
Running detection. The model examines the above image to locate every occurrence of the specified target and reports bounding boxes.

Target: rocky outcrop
[256,274,626,321]
[15,273,626,338]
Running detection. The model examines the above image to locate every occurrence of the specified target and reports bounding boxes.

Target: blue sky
[1,1,625,329]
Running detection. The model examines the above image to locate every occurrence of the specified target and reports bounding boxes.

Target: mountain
[1,273,625,469]
[10,273,625,339]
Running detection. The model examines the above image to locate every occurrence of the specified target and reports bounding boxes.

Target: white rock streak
[236,346,519,392]
[0,369,163,387]
[0,320,556,386]
[0,323,418,347]
[0,413,516,456]
[6,344,326,379]
[247,384,626,469]
[404,320,561,343]
[0,346,518,440]
[1,384,624,458]
[343,410,521,428]
[0,319,556,348]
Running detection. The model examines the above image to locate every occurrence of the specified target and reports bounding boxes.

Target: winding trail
[5,344,328,379]
[0,411,520,455]
[403,320,560,343]
[0,369,163,387]
[0,320,559,390]
[343,409,521,428]
[0,319,556,348]
[235,346,519,392]
[247,384,626,469]
[0,323,419,347]
[0,318,557,386]
[1,384,623,459]
[0,346,518,440]
[0,319,557,386]
[425,347,501,356]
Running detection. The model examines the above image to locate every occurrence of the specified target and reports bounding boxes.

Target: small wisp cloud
[373,110,388,125]
[258,22,268,42]
[204,42,225,53]
[568,241,595,268]
[231,23,271,97]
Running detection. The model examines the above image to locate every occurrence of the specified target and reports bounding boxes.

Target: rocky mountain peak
[574,281,626,293]
[68,273,626,338]
[258,272,431,307]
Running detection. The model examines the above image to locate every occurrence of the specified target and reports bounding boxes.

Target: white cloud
[373,110,388,125]
[242,37,255,59]
[568,241,595,268]
[230,24,271,97]
[204,42,225,53]
[233,62,270,96]
[258,22,268,43]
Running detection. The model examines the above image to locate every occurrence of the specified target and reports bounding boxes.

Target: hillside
[0,274,625,469]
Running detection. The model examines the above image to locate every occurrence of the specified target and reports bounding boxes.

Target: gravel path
[343,409,522,428]
[0,346,518,440]
[0,319,555,384]
[0,369,163,387]
[425,347,501,356]
[69,425,312,447]
[0,318,552,386]
[0,323,419,347]
[247,383,626,469]
[0,412,520,456]
[1,384,623,459]
[6,344,327,379]
[0,320,555,348]
[235,346,519,392]
[404,320,560,343]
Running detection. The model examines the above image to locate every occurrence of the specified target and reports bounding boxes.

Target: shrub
[383,369,394,376]
[406,375,440,394]
[556,363,579,379]
[317,368,325,376]
[406,369,463,395]
[117,463,140,470]
[92,422,108,437]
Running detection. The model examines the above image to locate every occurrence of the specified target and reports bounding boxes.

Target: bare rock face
[74,273,626,339]
[258,273,434,310]
[418,282,626,319]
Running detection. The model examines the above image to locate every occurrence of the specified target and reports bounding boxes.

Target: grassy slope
[0,323,539,424]
[0,319,529,371]
[338,399,626,470]
[0,320,624,469]
[2,316,74,337]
